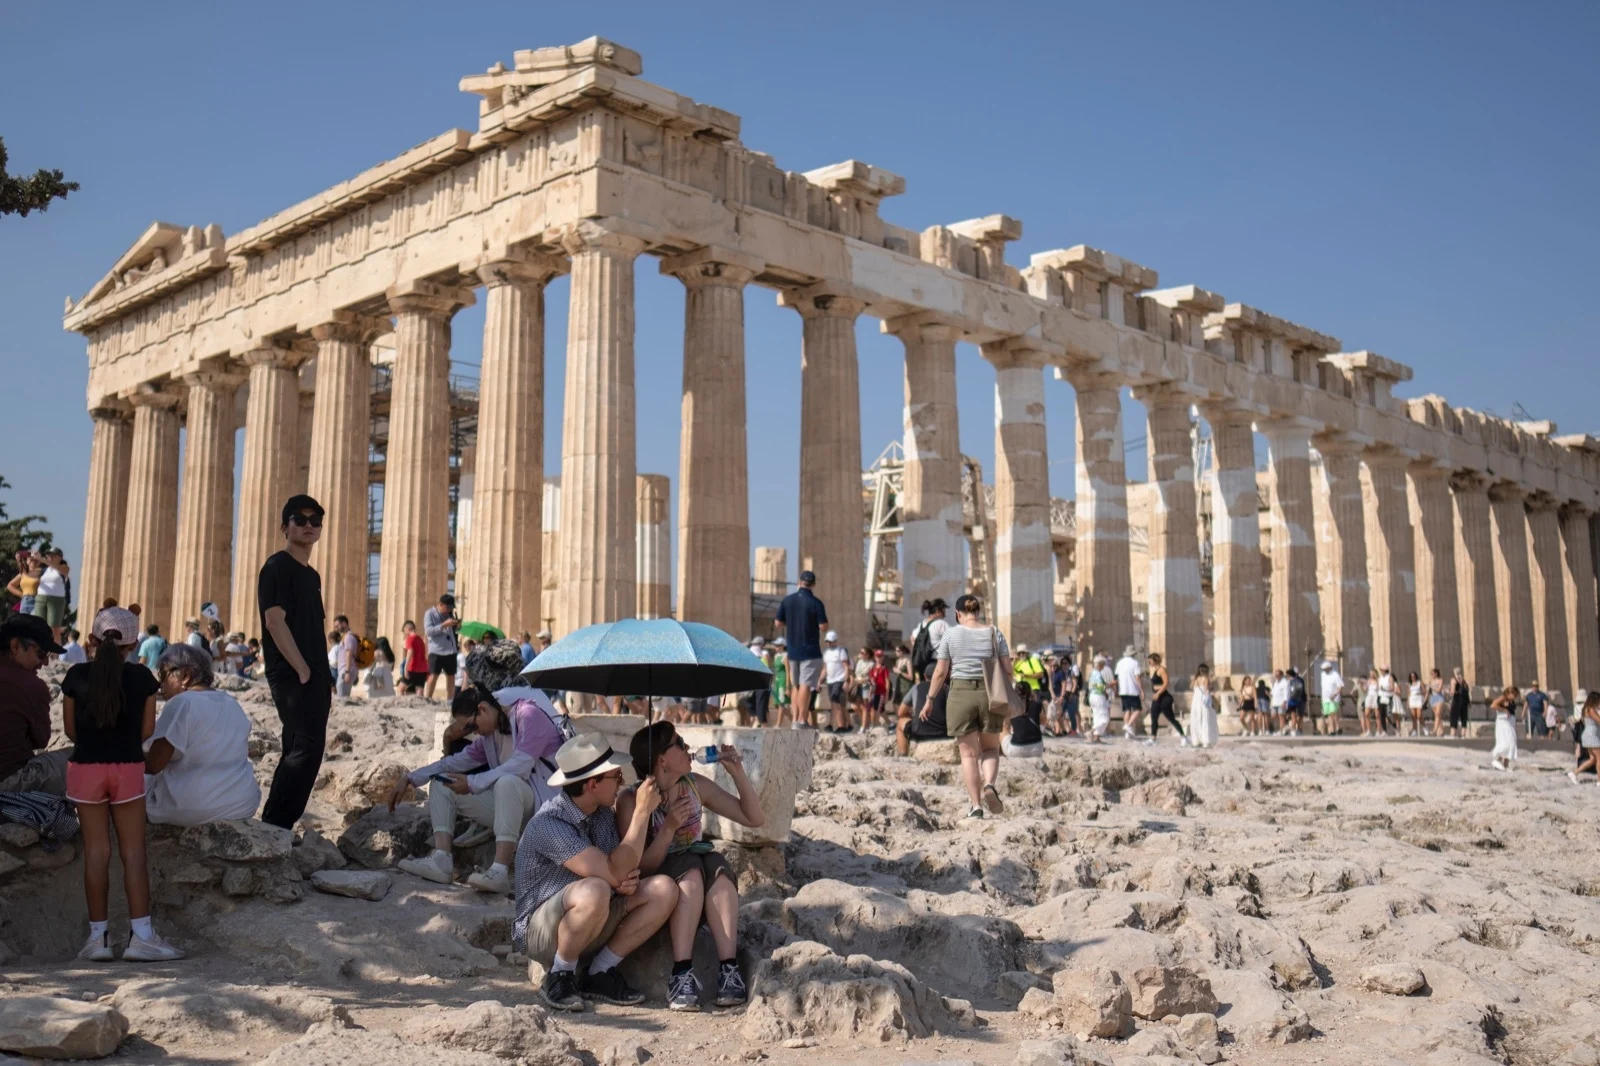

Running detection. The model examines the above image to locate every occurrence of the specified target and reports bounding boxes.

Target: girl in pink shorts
[61,606,184,962]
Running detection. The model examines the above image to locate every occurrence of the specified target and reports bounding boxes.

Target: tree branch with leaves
[0,137,78,218]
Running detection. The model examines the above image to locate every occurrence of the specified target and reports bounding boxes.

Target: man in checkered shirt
[513,734,676,1012]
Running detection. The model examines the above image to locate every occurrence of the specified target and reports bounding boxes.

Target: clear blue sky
[3,1,1595,590]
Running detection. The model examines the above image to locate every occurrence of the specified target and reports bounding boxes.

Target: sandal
[983,783,1004,814]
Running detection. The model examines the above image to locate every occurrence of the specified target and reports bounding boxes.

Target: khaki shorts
[945,678,1005,737]
[522,884,627,966]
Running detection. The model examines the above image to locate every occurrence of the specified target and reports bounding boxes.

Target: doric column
[1134,384,1202,684]
[663,247,761,637]
[1408,462,1463,678]
[1362,449,1420,675]
[556,222,646,633]
[1489,483,1538,687]
[754,547,788,596]
[1067,367,1132,660]
[378,281,474,645]
[124,387,182,635]
[780,285,869,652]
[636,474,672,620]
[1263,419,1322,671]
[541,478,561,631]
[1311,438,1373,677]
[1526,494,1572,696]
[462,254,564,634]
[79,404,133,619]
[232,345,306,635]
[890,313,966,639]
[1561,505,1600,698]
[1203,407,1268,676]
[306,316,380,632]
[987,344,1055,650]
[1450,472,1501,688]
[294,378,316,496]
[171,368,242,628]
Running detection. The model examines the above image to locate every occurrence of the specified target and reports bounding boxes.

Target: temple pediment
[66,220,227,328]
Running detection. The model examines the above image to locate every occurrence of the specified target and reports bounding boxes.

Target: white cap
[749,637,765,648]
[1015,642,1029,654]
[825,630,838,642]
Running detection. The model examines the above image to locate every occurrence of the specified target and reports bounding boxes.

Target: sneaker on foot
[667,968,703,1011]
[983,783,1004,814]
[466,867,512,894]
[1179,736,1190,747]
[964,805,985,819]
[77,931,113,962]
[541,969,586,1012]
[587,966,646,1006]
[452,825,494,848]
[123,931,185,962]
[716,963,748,1007]
[398,853,455,885]
[1568,771,1581,785]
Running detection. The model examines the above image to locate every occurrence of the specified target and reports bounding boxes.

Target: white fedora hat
[545,733,632,787]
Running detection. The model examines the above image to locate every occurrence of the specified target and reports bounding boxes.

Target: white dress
[1189,686,1219,748]
[1088,667,1113,735]
[364,656,396,698]
[1491,710,1518,763]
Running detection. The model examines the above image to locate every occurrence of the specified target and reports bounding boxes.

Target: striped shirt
[512,793,621,950]
[934,623,1010,680]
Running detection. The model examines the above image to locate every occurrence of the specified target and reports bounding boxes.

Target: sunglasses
[288,514,324,528]
[595,769,623,784]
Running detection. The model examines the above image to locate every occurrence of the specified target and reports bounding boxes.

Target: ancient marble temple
[65,38,1600,699]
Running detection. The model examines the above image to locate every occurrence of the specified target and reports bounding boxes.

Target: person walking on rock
[1115,645,1148,743]
[1489,686,1520,770]
[424,593,460,703]
[400,620,427,694]
[920,593,1009,819]
[1146,652,1186,745]
[258,494,332,830]
[1188,663,1218,748]
[1086,653,1113,743]
[1448,667,1471,739]
[774,570,827,730]
[1567,690,1600,786]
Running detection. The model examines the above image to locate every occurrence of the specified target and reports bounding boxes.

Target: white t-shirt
[1377,673,1396,699]
[823,646,850,684]
[144,689,261,826]
[1270,677,1289,709]
[36,565,66,597]
[1321,670,1343,700]
[1114,656,1142,697]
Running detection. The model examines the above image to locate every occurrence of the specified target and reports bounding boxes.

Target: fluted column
[1263,419,1322,670]
[636,474,672,619]
[1405,462,1462,678]
[780,286,868,652]
[79,404,133,618]
[754,547,788,596]
[1526,494,1572,696]
[1203,408,1268,676]
[891,314,966,639]
[664,248,761,637]
[231,345,306,636]
[124,387,182,635]
[1362,450,1420,674]
[1068,368,1132,659]
[171,369,242,627]
[1312,439,1373,677]
[1489,483,1538,687]
[377,282,473,644]
[1135,385,1202,683]
[1450,472,1501,688]
[541,478,561,631]
[557,222,647,632]
[306,316,379,632]
[294,380,316,496]
[461,254,564,634]
[984,345,1055,650]
[1561,505,1600,697]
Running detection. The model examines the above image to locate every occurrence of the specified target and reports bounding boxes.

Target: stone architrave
[1362,450,1420,675]
[1489,483,1538,688]
[988,344,1055,651]
[307,316,381,633]
[79,404,132,620]
[1408,462,1462,678]
[231,345,305,636]
[171,368,242,629]
[1311,437,1373,678]
[780,285,869,653]
[891,313,966,639]
[663,247,761,638]
[1201,407,1268,677]
[1451,471,1501,689]
[1067,366,1132,660]
[557,222,647,634]
[754,547,788,596]
[123,387,182,635]
[464,253,564,636]
[636,474,672,619]
[1263,419,1322,670]
[1560,505,1600,697]
[1525,494,1572,697]
[378,281,474,645]
[1134,384,1202,684]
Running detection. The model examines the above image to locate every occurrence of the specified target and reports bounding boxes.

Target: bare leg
[553,878,613,960]
[668,869,704,962]
[703,873,739,960]
[78,802,113,923]
[957,732,984,809]
[607,875,679,956]
[979,731,1001,789]
[109,798,151,921]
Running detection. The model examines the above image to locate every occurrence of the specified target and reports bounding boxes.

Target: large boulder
[110,979,351,1043]
[0,996,128,1060]
[676,725,817,844]
[179,819,292,862]
[402,1000,580,1066]
[1014,1036,1114,1066]
[338,805,433,869]
[1360,962,1426,996]
[258,1024,510,1065]
[1126,964,1219,1020]
[328,760,415,813]
[1048,966,1134,1038]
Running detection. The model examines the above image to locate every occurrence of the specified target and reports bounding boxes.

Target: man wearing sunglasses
[258,494,332,829]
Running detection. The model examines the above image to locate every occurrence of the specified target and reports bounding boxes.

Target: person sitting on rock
[386,684,562,894]
[513,734,677,1012]
[0,613,69,795]
[145,642,261,825]
[617,721,765,1011]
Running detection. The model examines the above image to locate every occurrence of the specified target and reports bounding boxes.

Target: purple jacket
[407,698,563,794]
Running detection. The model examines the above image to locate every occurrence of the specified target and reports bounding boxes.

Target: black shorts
[428,653,457,677]
[403,670,428,690]
[827,681,845,705]
[1449,701,1470,728]
[1120,694,1141,712]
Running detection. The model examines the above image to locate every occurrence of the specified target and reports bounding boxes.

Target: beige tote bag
[982,626,1023,715]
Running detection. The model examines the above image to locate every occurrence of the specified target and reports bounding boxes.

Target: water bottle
[695,745,721,764]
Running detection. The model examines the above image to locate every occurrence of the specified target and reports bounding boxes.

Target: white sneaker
[466,867,512,894]
[398,853,455,885]
[77,931,113,962]
[1569,771,1580,785]
[1123,726,1136,740]
[1179,736,1190,747]
[123,931,185,962]
[452,825,494,848]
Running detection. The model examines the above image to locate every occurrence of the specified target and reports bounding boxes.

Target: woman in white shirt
[1361,669,1380,737]
[1086,653,1114,743]
[1376,667,1397,736]
[1406,671,1425,737]
[364,637,397,699]
[1188,663,1218,748]
[145,643,261,825]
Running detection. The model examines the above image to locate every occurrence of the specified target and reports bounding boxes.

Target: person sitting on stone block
[617,720,765,1011]
[145,642,260,825]
[512,734,677,1012]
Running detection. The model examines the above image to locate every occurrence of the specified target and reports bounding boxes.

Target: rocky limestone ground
[2,673,1598,1065]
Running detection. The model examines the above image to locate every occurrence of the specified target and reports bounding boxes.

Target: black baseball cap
[1,613,66,655]
[281,494,325,526]
[798,570,816,585]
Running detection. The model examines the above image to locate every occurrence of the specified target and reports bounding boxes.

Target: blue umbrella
[521,618,772,698]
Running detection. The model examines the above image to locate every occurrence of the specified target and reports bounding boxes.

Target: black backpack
[910,621,938,681]
[1288,675,1306,705]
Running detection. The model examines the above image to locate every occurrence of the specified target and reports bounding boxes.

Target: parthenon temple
[65,38,1600,701]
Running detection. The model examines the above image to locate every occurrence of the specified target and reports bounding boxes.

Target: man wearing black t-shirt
[258,494,332,829]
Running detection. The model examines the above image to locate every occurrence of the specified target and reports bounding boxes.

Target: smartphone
[429,773,454,783]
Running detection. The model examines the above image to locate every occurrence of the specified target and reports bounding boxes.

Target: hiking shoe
[540,969,586,1012]
[716,963,748,1007]
[398,853,455,885]
[123,931,185,962]
[77,931,113,962]
[982,783,1004,814]
[452,825,494,848]
[466,867,512,894]
[667,968,703,1011]
[586,966,647,1006]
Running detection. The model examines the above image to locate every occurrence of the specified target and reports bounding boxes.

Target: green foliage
[0,137,78,218]
[0,476,55,610]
